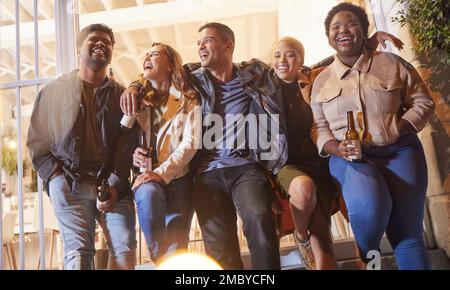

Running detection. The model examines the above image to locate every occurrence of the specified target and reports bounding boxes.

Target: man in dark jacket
[185,23,285,270]
[27,24,136,270]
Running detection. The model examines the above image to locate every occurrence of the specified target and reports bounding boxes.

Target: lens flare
[8,140,17,150]
[157,252,222,270]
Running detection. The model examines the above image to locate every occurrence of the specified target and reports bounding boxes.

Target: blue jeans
[330,134,430,269]
[49,176,137,270]
[134,174,193,262]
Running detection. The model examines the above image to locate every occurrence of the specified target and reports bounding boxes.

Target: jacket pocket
[315,87,340,119]
[369,81,402,114]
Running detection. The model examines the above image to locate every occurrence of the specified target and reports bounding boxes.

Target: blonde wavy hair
[139,42,197,104]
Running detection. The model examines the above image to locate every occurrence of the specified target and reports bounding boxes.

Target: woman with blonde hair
[123,42,201,263]
[271,36,338,269]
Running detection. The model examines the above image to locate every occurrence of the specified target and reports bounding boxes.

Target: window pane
[19,1,36,81]
[38,0,56,79]
[1,88,18,211]
[0,1,17,83]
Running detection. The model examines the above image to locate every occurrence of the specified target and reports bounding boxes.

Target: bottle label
[346,140,362,161]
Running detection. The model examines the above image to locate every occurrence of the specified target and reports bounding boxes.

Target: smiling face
[328,11,364,59]
[272,40,304,83]
[142,45,172,82]
[197,27,233,70]
[79,31,113,69]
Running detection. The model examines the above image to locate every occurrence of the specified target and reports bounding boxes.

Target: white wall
[277,0,338,66]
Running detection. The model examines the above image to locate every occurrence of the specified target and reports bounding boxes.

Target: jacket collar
[162,86,183,122]
[192,63,256,85]
[235,63,256,85]
[331,48,373,79]
[156,86,184,151]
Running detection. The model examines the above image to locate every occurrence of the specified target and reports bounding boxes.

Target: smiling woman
[310,2,435,270]
[325,3,369,67]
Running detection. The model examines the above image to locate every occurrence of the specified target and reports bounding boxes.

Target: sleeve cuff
[317,135,336,158]
[37,156,61,183]
[153,167,172,185]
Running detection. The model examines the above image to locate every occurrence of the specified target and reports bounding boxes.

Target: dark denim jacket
[27,70,131,198]
[184,59,288,175]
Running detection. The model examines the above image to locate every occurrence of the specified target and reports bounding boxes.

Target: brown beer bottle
[345,111,362,161]
[140,131,152,173]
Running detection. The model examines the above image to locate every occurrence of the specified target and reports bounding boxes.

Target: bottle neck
[347,112,356,130]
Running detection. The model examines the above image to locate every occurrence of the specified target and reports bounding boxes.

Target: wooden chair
[2,212,18,270]
[32,193,60,269]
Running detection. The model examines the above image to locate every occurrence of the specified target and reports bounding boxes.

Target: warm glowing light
[8,140,17,150]
[157,252,222,270]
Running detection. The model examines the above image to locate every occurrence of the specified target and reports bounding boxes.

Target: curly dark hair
[324,3,369,38]
[76,23,115,51]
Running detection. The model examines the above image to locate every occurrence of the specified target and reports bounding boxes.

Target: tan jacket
[310,49,435,156]
[136,87,201,184]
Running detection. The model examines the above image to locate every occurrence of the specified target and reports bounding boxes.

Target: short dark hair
[324,3,369,38]
[198,22,235,44]
[76,23,115,51]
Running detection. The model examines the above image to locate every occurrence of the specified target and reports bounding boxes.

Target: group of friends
[26,3,434,270]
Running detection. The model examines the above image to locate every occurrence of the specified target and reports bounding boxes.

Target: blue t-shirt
[197,76,254,173]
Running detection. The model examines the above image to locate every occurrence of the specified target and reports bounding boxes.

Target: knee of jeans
[134,182,165,205]
[110,244,137,257]
[64,250,95,270]
[391,236,426,252]
[241,205,273,226]
[110,231,137,256]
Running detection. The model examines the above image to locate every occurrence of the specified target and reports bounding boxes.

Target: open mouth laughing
[91,47,107,58]
[276,64,290,73]
[199,50,209,61]
[336,34,354,47]
[143,60,153,70]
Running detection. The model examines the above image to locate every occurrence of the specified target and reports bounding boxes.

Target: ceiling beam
[111,58,132,86]
[0,1,15,21]
[99,0,114,11]
[117,32,143,71]
[37,0,53,19]
[18,0,35,21]
[1,0,278,48]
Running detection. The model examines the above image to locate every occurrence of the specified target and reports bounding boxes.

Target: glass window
[38,0,56,79]
[1,0,57,270]
[1,89,19,210]
[19,1,36,81]
[0,1,17,83]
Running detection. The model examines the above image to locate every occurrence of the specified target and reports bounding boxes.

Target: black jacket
[184,59,288,175]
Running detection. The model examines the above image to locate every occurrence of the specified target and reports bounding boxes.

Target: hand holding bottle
[323,139,360,161]
[133,146,153,170]
[96,185,118,213]
[345,111,362,161]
